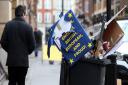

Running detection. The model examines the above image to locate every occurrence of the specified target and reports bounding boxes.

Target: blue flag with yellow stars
[47,21,59,58]
[48,10,93,65]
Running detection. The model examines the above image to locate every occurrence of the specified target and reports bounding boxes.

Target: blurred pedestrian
[0,5,36,85]
[34,29,42,57]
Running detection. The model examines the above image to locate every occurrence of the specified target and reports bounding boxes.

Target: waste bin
[59,58,110,85]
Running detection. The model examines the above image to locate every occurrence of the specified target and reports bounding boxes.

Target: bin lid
[79,58,111,66]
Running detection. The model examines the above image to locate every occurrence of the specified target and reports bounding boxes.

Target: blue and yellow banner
[48,10,93,65]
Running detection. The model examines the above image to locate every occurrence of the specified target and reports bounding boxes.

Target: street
[2,52,61,85]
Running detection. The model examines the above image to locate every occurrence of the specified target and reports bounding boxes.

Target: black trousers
[8,67,28,85]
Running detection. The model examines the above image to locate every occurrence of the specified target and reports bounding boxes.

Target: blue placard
[47,10,93,65]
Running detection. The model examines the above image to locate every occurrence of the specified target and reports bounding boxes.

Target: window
[37,0,42,9]
[37,12,42,23]
[64,0,72,10]
[94,0,96,4]
[44,0,52,9]
[53,11,61,22]
[125,8,128,16]
[84,1,89,13]
[53,0,61,10]
[44,12,52,23]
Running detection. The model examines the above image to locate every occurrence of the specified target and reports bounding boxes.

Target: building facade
[92,0,128,23]
[0,0,38,38]
[37,0,75,44]
[75,0,128,35]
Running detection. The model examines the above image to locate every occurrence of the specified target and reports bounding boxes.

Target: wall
[0,0,12,39]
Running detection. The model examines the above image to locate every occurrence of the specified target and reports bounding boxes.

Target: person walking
[34,29,42,57]
[0,5,36,85]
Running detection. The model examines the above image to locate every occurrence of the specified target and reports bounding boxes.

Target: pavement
[2,51,61,85]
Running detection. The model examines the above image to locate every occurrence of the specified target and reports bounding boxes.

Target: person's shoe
[49,60,54,65]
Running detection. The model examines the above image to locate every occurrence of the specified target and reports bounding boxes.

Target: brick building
[76,0,128,27]
[38,0,75,44]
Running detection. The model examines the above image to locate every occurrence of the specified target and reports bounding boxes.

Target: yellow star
[69,58,74,64]
[68,13,72,18]
[70,20,74,23]
[88,42,92,48]
[70,26,75,30]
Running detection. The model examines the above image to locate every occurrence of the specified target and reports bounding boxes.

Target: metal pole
[106,0,111,21]
[62,0,64,15]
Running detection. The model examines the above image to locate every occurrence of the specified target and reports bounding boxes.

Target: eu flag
[47,21,59,58]
[47,10,93,65]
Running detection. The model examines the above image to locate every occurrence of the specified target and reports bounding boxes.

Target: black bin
[60,58,110,85]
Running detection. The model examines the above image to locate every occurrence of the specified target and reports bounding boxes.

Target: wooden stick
[105,5,127,29]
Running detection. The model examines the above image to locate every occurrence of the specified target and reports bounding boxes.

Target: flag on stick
[47,10,93,65]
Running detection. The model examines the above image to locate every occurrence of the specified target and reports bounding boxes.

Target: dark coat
[0,17,36,67]
[34,30,42,48]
